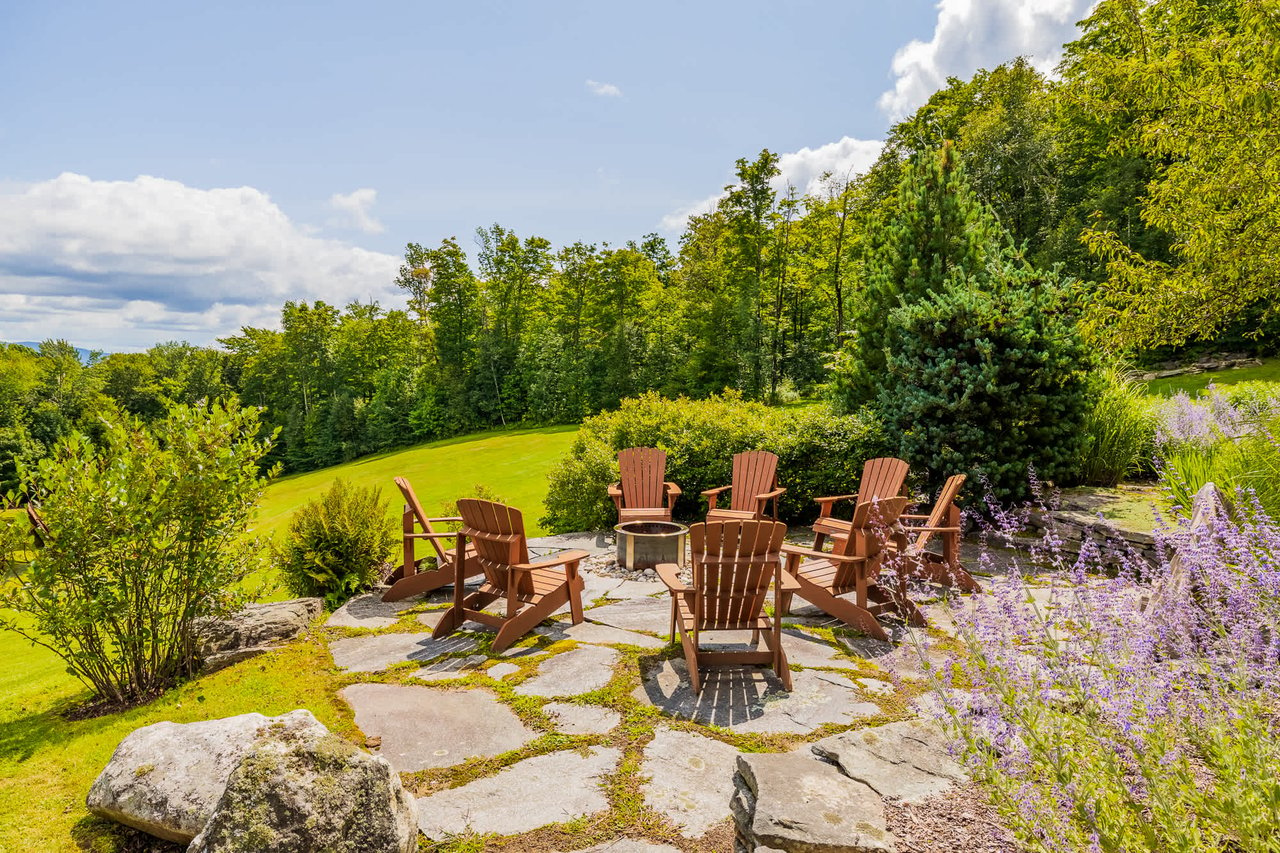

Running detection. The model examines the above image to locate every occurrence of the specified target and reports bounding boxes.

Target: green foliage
[541,392,886,533]
[1079,367,1158,486]
[1072,0,1280,348]
[878,267,1096,501]
[0,402,274,705]
[840,142,1012,408]
[1161,421,1280,522]
[274,479,396,609]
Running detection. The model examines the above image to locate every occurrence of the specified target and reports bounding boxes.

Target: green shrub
[878,268,1096,502]
[541,392,886,532]
[1078,367,1159,486]
[275,479,396,609]
[0,402,274,705]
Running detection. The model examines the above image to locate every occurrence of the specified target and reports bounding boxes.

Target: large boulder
[195,598,322,671]
[189,728,417,853]
[86,710,327,843]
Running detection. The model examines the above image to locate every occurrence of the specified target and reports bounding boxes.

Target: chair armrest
[515,549,591,571]
[701,485,731,497]
[405,531,464,541]
[655,563,688,593]
[899,513,931,521]
[607,483,622,497]
[778,571,802,591]
[781,543,865,563]
[814,494,857,505]
[756,488,787,500]
[904,525,961,534]
[663,482,682,498]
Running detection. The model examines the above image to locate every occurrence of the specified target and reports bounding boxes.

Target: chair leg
[773,623,792,691]
[567,566,585,624]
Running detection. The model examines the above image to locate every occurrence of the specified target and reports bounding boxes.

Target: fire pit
[614,520,688,571]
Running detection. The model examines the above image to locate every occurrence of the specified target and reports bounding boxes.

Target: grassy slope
[0,425,577,851]
[1144,356,1280,396]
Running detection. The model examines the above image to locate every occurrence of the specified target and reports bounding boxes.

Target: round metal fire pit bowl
[614,520,688,571]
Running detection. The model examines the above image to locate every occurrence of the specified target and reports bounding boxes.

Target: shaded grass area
[1143,357,1280,396]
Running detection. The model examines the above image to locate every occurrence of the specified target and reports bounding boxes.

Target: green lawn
[0,425,577,852]
[1143,356,1280,396]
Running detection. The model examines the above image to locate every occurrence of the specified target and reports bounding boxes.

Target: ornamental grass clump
[931,486,1280,853]
[0,402,274,707]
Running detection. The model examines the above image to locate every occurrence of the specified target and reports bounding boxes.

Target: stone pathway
[319,555,977,852]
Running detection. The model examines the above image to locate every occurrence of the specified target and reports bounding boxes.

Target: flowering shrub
[1156,384,1280,518]
[932,487,1280,852]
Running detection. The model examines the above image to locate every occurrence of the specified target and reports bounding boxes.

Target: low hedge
[540,392,887,533]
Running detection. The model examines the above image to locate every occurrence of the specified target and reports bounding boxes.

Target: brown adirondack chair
[891,474,980,593]
[656,519,797,692]
[608,447,682,523]
[780,497,924,640]
[431,498,587,653]
[383,477,483,603]
[812,457,909,550]
[703,451,786,522]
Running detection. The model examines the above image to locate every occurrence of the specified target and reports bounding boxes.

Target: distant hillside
[6,341,96,362]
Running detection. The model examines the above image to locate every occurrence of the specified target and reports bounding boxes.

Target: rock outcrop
[86,710,327,843]
[195,598,322,671]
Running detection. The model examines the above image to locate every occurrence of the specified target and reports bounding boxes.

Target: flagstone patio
[324,551,970,851]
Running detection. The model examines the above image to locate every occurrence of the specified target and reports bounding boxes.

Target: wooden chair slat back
[619,447,667,509]
[689,519,785,630]
[857,457,909,503]
[395,476,448,561]
[917,474,966,549]
[834,497,908,587]
[458,498,530,591]
[729,451,778,513]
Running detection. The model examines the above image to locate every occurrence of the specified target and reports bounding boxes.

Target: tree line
[2,0,1273,488]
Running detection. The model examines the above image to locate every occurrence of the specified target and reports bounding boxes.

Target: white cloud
[328,187,384,233]
[585,79,622,97]
[659,136,884,231]
[0,173,401,350]
[880,0,1097,119]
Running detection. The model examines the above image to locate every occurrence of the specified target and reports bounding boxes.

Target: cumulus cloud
[0,173,401,350]
[585,79,623,97]
[660,136,883,231]
[328,187,384,233]
[880,0,1097,119]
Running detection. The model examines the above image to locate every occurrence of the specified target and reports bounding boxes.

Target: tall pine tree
[840,142,1009,406]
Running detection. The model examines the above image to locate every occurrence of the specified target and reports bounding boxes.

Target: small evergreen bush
[541,392,886,532]
[878,267,1096,502]
[275,479,396,609]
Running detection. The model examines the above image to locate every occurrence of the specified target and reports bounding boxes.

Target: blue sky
[0,0,1095,350]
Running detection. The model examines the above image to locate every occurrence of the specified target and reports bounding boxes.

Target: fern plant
[275,479,395,609]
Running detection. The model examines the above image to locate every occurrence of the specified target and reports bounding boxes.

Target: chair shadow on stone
[635,658,792,729]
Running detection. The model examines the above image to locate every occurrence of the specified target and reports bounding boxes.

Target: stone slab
[734,752,893,853]
[340,684,536,772]
[840,634,948,680]
[609,579,666,599]
[417,654,487,681]
[486,662,521,680]
[635,660,879,734]
[811,719,966,804]
[545,702,622,735]
[515,645,620,697]
[417,747,619,839]
[585,596,671,635]
[416,609,447,629]
[778,628,855,669]
[328,632,480,673]
[535,619,666,649]
[641,728,740,838]
[857,677,896,697]
[528,532,615,557]
[325,592,419,630]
